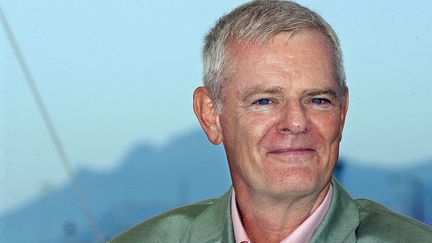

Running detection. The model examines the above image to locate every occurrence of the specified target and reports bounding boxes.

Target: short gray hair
[203,0,347,111]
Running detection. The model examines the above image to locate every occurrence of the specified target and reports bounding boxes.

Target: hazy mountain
[0,129,430,242]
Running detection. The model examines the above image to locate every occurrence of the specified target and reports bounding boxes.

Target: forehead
[223,31,337,90]
[227,30,334,71]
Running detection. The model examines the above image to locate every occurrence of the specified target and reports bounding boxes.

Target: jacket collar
[181,178,359,243]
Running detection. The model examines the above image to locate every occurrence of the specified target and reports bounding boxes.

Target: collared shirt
[231,185,333,243]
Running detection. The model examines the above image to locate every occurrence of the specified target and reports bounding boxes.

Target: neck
[234,182,330,243]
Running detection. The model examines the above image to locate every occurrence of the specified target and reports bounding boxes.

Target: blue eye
[311,98,329,105]
[254,99,271,105]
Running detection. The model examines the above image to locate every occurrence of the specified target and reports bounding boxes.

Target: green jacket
[111,179,432,242]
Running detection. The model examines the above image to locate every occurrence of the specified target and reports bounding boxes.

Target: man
[112,1,432,242]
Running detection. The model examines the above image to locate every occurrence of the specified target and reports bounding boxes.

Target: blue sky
[1,0,431,215]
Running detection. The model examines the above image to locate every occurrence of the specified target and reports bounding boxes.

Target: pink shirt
[231,185,333,243]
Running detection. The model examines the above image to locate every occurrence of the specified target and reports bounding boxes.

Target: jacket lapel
[181,189,235,243]
[310,178,359,243]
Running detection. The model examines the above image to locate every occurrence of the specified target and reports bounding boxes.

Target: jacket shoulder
[355,199,432,242]
[110,199,215,243]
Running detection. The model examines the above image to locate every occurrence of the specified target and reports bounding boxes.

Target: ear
[193,87,223,145]
[339,89,349,135]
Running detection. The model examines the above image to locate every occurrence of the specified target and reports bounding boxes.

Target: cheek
[313,112,342,141]
[239,112,278,146]
[221,111,278,168]
[309,112,343,166]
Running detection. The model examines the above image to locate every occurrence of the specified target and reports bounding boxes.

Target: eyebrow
[240,86,283,102]
[304,88,338,99]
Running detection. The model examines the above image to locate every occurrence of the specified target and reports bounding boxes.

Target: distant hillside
[339,158,432,224]
[0,129,430,242]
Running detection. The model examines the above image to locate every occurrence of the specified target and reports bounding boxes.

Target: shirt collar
[231,184,333,243]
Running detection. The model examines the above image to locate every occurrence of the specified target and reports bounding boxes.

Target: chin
[264,168,326,197]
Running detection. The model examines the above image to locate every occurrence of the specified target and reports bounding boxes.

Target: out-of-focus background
[1,0,431,242]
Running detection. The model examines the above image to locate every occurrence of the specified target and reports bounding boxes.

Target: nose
[276,101,309,134]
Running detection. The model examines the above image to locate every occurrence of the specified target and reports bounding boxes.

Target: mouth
[267,147,316,157]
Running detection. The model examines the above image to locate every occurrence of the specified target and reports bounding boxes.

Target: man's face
[217,31,348,198]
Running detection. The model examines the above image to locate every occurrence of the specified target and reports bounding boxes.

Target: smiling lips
[268,147,316,156]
